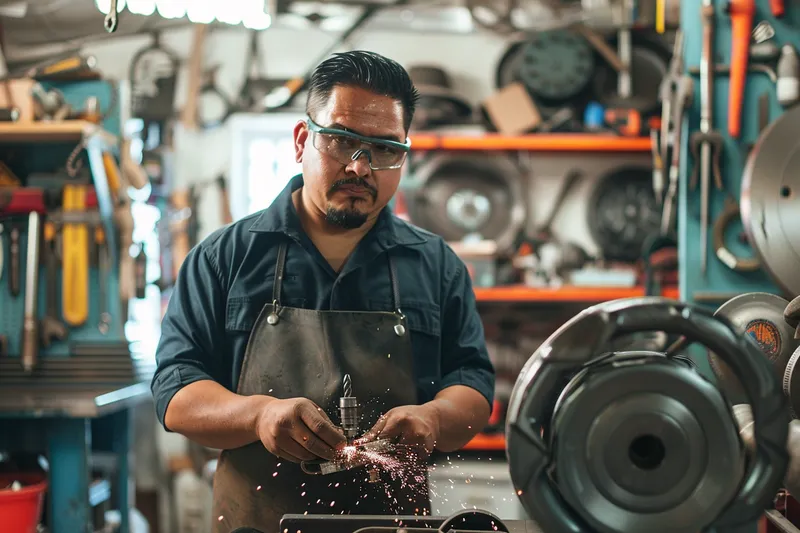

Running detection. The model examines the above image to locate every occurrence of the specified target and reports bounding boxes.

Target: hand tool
[725,0,755,139]
[340,374,359,444]
[650,129,664,205]
[688,62,777,82]
[770,0,785,18]
[62,185,89,327]
[712,196,760,273]
[777,44,799,108]
[96,226,111,334]
[105,0,119,33]
[661,75,694,236]
[9,225,19,296]
[690,0,724,275]
[658,31,684,168]
[21,211,41,373]
[40,221,67,348]
[750,40,781,62]
[616,1,635,100]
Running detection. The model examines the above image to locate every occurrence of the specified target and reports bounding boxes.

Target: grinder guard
[506,297,789,533]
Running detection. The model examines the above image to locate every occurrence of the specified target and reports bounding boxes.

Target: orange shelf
[462,433,506,451]
[474,286,680,302]
[409,134,652,152]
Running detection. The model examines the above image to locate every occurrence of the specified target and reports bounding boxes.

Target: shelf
[0,120,112,143]
[474,286,680,302]
[409,134,653,152]
[462,433,506,451]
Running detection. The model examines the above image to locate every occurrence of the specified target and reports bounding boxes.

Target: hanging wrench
[105,0,119,33]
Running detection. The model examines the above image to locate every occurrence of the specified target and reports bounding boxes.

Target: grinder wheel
[741,105,800,296]
[709,293,799,399]
[784,345,800,419]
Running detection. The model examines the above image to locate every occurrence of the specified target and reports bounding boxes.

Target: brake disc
[407,153,527,254]
[741,105,800,296]
[587,166,661,262]
[708,293,798,398]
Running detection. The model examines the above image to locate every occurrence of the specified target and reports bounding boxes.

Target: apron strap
[272,241,288,307]
[387,253,402,315]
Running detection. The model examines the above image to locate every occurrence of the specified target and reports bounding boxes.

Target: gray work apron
[211,240,431,533]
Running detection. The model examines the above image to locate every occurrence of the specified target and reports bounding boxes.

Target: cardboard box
[0,78,36,122]
[482,82,542,135]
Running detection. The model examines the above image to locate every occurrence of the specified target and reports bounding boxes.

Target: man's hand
[256,398,346,463]
[357,405,440,456]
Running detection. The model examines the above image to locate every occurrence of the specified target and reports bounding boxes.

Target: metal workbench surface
[0,382,151,418]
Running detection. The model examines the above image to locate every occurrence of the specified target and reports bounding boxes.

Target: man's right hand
[255,397,346,463]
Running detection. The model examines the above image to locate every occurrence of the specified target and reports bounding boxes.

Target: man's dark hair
[306,50,419,132]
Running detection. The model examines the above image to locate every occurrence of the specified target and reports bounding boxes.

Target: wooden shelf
[409,134,653,152]
[0,120,106,143]
[474,285,680,302]
[462,433,506,451]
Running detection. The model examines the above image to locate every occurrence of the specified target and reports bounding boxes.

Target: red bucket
[0,473,48,533]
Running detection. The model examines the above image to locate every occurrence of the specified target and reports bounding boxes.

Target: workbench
[0,383,150,533]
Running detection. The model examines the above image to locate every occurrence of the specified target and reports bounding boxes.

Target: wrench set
[0,185,117,369]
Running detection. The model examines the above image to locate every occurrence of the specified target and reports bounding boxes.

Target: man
[152,50,495,533]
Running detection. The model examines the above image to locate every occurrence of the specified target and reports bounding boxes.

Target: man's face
[293,85,407,230]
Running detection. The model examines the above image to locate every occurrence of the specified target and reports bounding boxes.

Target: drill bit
[339,374,359,443]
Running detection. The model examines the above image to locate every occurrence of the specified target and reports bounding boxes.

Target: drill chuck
[339,396,359,440]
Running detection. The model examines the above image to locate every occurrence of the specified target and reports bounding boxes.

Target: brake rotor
[517,29,595,103]
[587,166,661,261]
[709,293,798,397]
[741,105,800,296]
[408,153,527,254]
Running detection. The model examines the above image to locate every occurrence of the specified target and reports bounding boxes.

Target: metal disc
[783,345,800,419]
[741,105,800,296]
[408,153,527,254]
[709,293,798,397]
[554,360,742,533]
[587,167,661,262]
[517,30,595,102]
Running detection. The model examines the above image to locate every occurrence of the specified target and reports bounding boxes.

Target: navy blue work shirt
[151,174,495,428]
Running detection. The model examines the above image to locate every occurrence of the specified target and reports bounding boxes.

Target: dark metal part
[408,153,526,255]
[741,105,800,296]
[279,513,533,533]
[517,30,595,102]
[9,225,19,296]
[786,296,800,339]
[105,0,119,33]
[713,197,760,273]
[688,63,777,82]
[40,224,67,348]
[708,293,798,399]
[587,166,661,262]
[439,510,510,532]
[506,297,788,533]
[782,346,800,419]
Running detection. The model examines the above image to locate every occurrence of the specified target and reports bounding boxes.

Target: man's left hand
[357,405,440,455]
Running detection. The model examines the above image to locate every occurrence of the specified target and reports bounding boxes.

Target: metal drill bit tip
[343,374,352,398]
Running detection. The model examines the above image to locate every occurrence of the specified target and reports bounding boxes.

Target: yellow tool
[62,185,89,326]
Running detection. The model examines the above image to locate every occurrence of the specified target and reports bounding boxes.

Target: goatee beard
[325,207,368,229]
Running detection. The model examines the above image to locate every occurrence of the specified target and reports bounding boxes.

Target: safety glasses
[306,117,411,171]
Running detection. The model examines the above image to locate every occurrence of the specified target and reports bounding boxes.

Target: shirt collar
[249,174,428,249]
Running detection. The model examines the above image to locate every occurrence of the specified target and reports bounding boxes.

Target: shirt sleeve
[151,243,228,430]
[439,248,496,407]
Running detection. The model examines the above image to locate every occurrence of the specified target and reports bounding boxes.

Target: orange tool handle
[727,0,755,139]
[771,0,785,17]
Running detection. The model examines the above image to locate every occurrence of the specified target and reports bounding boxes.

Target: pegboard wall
[0,80,125,359]
[678,0,796,302]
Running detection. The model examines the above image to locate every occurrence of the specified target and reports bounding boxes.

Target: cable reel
[506,297,789,533]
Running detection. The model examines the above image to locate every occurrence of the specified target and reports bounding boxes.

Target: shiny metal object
[340,374,360,442]
[741,105,800,296]
[393,324,406,336]
[300,439,392,476]
[267,313,279,325]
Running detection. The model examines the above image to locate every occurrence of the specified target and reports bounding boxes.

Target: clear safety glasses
[306,117,411,171]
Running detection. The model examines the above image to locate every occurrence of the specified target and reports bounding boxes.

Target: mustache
[329,178,377,198]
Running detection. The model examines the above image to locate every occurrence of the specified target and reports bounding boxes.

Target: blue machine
[0,79,148,533]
